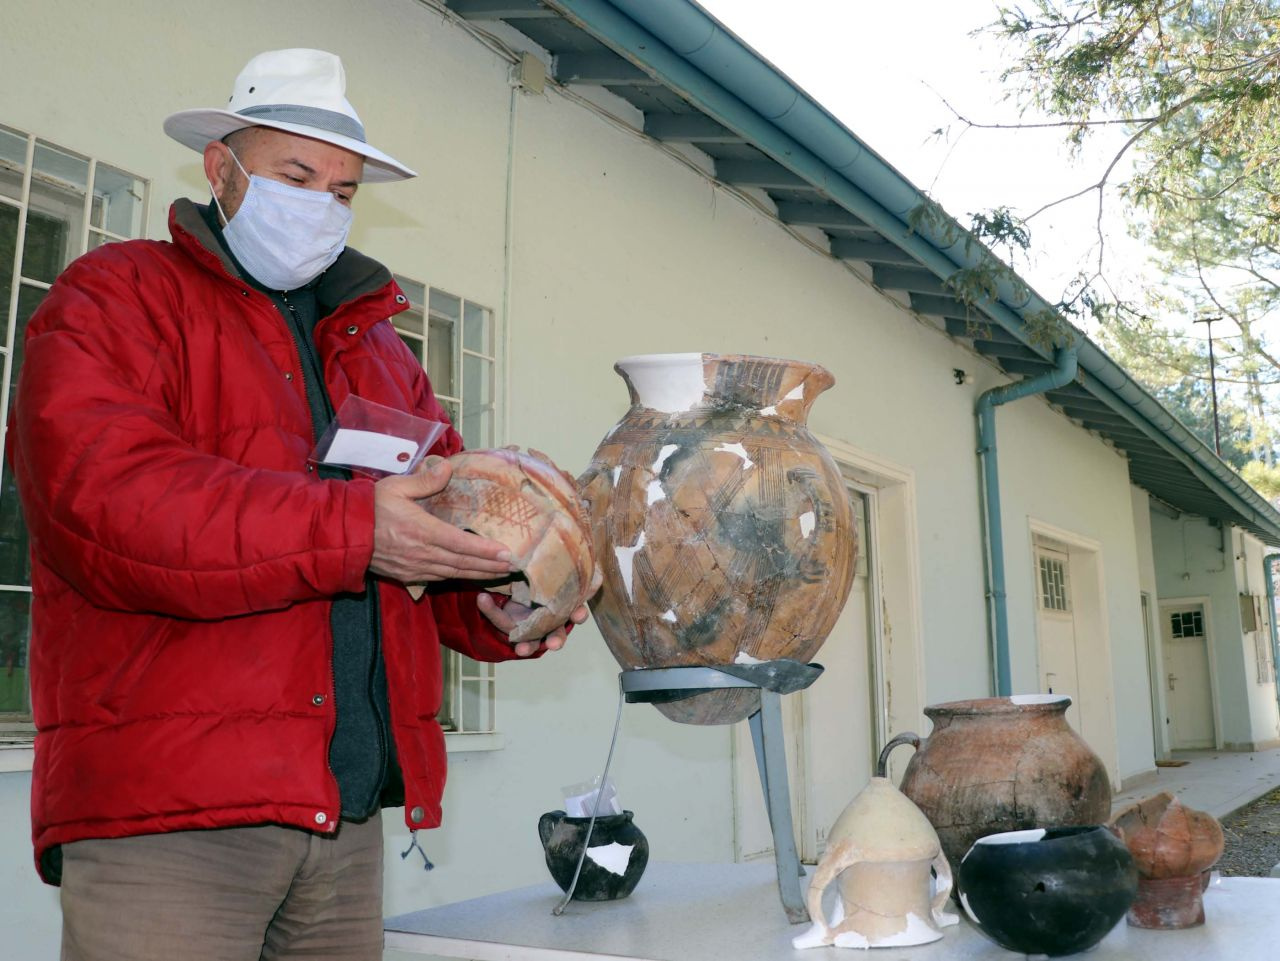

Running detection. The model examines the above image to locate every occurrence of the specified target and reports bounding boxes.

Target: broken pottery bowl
[417,447,602,643]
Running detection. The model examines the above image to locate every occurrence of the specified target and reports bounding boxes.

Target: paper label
[323,428,418,474]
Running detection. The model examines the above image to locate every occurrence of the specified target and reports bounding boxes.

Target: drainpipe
[978,345,1080,696]
[1267,553,1280,717]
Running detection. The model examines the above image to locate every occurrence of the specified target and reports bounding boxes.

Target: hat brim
[163,108,416,183]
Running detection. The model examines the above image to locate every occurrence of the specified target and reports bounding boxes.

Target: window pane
[21,209,71,284]
[0,127,27,201]
[427,316,455,398]
[34,142,88,195]
[461,678,484,733]
[463,350,491,419]
[439,646,458,733]
[1,204,15,317]
[0,590,31,715]
[392,302,425,363]
[463,301,490,355]
[0,450,30,586]
[91,164,144,237]
[428,289,460,324]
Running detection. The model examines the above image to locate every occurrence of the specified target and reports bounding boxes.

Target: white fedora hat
[164,48,416,183]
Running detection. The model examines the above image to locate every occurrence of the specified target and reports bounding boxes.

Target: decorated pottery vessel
[1108,791,1224,928]
[957,826,1137,956]
[538,810,649,901]
[579,353,856,725]
[881,694,1112,876]
[793,777,958,950]
[418,447,602,643]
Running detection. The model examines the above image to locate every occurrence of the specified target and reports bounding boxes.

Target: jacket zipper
[279,289,388,818]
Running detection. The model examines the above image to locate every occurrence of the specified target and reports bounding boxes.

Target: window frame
[391,274,503,743]
[0,125,151,742]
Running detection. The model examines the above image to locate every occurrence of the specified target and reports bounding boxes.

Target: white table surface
[384,861,1280,960]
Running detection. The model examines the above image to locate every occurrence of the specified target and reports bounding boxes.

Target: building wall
[1132,488,1170,760]
[1235,530,1280,746]
[1,0,1162,952]
[1150,513,1254,747]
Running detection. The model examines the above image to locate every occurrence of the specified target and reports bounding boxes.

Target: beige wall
[1,0,1165,953]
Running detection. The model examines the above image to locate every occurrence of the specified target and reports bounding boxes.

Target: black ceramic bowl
[957,825,1137,957]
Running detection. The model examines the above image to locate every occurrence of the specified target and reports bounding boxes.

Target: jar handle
[929,850,959,928]
[805,838,862,942]
[876,731,921,777]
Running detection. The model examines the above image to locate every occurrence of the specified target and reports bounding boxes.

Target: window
[1169,609,1204,639]
[1038,554,1070,613]
[392,276,501,736]
[0,124,149,730]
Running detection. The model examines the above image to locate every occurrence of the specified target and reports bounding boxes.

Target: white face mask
[211,148,353,291]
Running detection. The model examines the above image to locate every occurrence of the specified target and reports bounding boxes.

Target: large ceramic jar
[881,695,1112,875]
[579,353,856,725]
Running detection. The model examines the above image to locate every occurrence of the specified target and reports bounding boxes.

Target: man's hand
[477,592,589,658]
[370,457,514,583]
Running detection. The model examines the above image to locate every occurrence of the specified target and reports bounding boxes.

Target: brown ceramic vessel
[579,353,856,725]
[1108,791,1224,929]
[418,447,602,643]
[881,695,1112,877]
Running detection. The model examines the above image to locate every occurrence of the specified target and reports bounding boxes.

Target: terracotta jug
[881,694,1111,876]
[579,353,856,725]
[793,777,958,950]
[1108,792,1224,929]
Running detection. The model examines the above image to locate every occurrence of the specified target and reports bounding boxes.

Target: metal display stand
[620,660,824,924]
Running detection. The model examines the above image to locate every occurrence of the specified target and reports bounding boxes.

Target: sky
[695,0,1157,327]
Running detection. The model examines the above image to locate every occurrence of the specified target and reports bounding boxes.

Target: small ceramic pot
[957,826,1137,957]
[1108,792,1224,929]
[538,810,648,901]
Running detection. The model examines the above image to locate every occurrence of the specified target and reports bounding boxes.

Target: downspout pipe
[979,345,1079,696]
[1267,553,1280,719]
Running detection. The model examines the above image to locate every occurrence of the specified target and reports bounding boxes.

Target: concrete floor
[1111,748,1280,820]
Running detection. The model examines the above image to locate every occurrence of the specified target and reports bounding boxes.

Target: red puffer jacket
[12,199,521,883]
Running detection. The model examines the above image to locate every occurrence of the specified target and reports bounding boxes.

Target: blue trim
[977,347,1079,696]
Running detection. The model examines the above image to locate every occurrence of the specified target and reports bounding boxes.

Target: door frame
[1157,595,1222,751]
[1027,519,1120,786]
[729,437,926,862]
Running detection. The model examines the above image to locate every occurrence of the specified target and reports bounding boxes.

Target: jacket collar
[168,198,395,311]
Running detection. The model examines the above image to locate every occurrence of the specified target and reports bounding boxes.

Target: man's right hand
[369,457,513,584]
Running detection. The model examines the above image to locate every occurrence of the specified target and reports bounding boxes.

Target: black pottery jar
[957,825,1137,957]
[538,810,649,901]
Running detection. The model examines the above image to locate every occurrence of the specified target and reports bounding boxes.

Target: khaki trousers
[59,814,384,961]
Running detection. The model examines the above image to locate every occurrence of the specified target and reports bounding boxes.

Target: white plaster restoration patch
[617,353,706,413]
[973,828,1047,846]
[611,466,622,486]
[1010,693,1071,706]
[585,842,633,876]
[646,481,666,506]
[791,896,844,950]
[614,532,646,601]
[714,441,754,469]
[799,511,816,538]
[661,609,677,623]
[652,443,679,473]
[734,651,764,665]
[759,405,778,416]
[784,383,805,401]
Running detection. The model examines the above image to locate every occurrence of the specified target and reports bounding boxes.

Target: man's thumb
[403,456,452,498]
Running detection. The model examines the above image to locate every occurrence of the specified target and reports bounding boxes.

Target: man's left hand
[476,593,588,657]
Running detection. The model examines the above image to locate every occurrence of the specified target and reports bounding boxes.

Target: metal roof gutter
[546,0,1280,546]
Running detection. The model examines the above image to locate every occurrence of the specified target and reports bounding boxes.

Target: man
[11,48,584,960]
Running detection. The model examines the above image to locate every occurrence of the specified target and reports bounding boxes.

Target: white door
[733,486,877,864]
[1035,546,1083,733]
[1160,604,1216,749]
